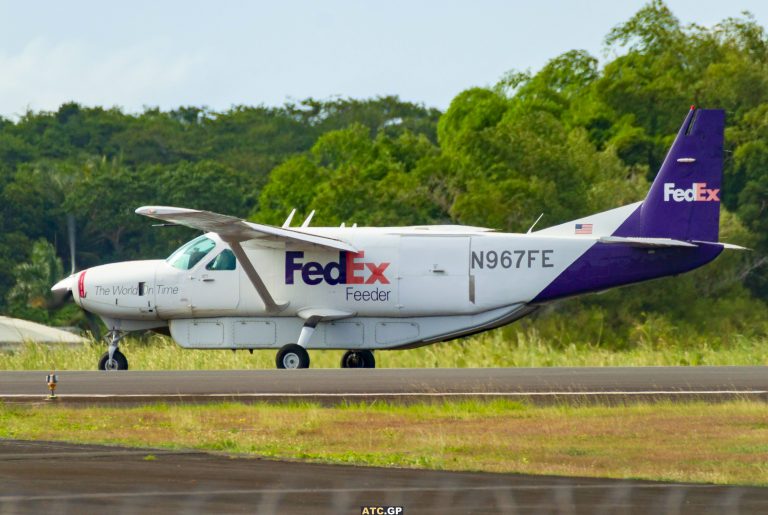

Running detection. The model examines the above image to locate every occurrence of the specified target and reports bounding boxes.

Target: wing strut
[228,241,288,313]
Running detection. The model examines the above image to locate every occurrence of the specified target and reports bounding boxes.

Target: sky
[1,0,768,117]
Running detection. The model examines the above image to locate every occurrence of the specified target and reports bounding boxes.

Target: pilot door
[186,248,241,315]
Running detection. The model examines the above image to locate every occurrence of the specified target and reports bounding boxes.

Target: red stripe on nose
[78,271,87,298]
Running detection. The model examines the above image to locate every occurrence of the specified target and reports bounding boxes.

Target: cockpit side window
[206,249,237,271]
[167,236,217,270]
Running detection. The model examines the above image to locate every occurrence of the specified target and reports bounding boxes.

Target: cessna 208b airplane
[51,108,743,370]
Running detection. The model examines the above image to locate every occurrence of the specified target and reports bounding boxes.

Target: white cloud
[0,38,209,117]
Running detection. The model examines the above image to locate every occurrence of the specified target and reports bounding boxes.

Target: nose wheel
[98,349,128,370]
[341,350,375,368]
[99,330,129,371]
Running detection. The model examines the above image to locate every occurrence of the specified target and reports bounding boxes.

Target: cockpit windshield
[167,236,216,270]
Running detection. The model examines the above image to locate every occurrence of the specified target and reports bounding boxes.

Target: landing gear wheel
[98,350,129,371]
[341,350,375,369]
[276,344,310,369]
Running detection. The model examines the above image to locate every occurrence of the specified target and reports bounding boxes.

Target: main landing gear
[275,320,317,369]
[273,344,376,369]
[275,344,310,369]
[340,350,375,368]
[274,320,376,369]
[98,330,129,371]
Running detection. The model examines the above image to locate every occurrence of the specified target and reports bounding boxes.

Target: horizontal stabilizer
[598,236,698,248]
[136,206,356,252]
[692,241,750,250]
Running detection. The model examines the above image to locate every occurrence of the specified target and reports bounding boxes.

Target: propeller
[50,214,102,340]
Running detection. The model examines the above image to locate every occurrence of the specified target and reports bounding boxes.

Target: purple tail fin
[633,107,725,242]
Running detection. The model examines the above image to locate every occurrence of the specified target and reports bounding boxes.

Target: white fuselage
[71,218,610,350]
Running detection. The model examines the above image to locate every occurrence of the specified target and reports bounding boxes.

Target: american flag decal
[575,223,593,235]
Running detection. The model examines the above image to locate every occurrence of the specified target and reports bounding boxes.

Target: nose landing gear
[98,330,129,371]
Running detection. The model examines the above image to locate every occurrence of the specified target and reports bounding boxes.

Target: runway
[1,366,766,404]
[1,440,766,514]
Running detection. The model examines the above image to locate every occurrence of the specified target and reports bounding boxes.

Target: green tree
[255,125,444,226]
[6,240,64,323]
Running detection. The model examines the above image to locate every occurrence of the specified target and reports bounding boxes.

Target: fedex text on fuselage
[285,251,390,286]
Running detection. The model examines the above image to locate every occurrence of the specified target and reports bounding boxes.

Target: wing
[135,206,356,252]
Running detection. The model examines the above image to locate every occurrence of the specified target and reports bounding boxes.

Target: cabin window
[167,236,216,270]
[206,249,237,271]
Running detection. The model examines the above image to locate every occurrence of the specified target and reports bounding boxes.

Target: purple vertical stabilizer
[533,108,725,303]
[629,107,724,242]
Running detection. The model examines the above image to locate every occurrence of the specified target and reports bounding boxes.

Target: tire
[276,344,310,369]
[341,350,375,369]
[360,350,376,368]
[98,350,129,371]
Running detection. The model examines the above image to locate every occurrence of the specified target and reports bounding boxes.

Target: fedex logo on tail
[286,251,390,285]
[663,182,720,202]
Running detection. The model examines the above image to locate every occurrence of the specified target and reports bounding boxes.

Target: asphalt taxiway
[0,366,766,404]
[1,440,766,514]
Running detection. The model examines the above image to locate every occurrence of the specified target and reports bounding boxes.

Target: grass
[1,400,767,485]
[4,298,768,370]
[1,329,767,370]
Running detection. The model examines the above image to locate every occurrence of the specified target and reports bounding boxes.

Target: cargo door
[397,236,470,314]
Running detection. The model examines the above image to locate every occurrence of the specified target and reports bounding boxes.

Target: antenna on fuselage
[282,208,297,228]
[301,210,315,228]
[526,213,544,234]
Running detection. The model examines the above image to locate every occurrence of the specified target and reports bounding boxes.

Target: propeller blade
[49,274,75,309]
[83,310,102,341]
[67,214,76,275]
